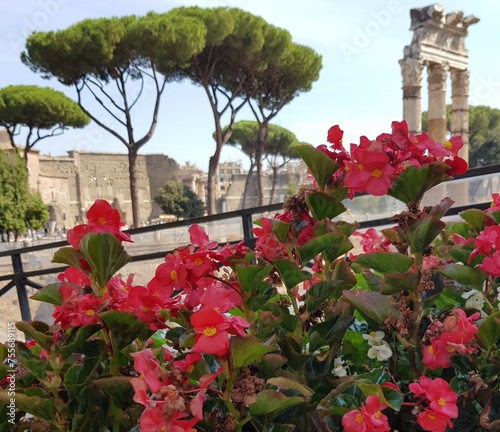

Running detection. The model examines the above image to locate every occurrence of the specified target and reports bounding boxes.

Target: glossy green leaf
[356,380,402,411]
[236,264,273,294]
[317,393,358,416]
[460,209,486,232]
[299,234,352,264]
[404,214,446,254]
[99,311,151,351]
[440,264,487,290]
[293,144,339,190]
[52,246,83,268]
[275,260,308,290]
[478,312,500,351]
[15,321,52,350]
[306,281,338,313]
[388,163,450,206]
[59,324,102,359]
[267,377,314,398]
[306,192,346,220]
[487,210,500,225]
[231,337,275,369]
[249,389,305,415]
[379,271,419,295]
[0,391,55,421]
[16,342,47,380]
[79,232,131,289]
[30,283,63,305]
[354,253,413,274]
[343,290,395,328]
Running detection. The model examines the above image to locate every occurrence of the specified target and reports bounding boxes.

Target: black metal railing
[1,163,499,322]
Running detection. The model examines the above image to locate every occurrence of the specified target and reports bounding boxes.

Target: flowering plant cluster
[1,121,500,432]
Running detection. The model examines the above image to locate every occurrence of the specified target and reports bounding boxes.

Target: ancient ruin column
[450,69,470,162]
[400,58,423,133]
[427,63,448,143]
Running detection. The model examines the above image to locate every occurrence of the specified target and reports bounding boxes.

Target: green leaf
[460,209,486,232]
[267,377,314,398]
[354,253,413,274]
[487,210,500,225]
[379,271,419,295]
[249,389,305,415]
[343,290,395,328]
[16,342,47,380]
[236,264,273,294]
[440,264,487,290]
[274,260,308,290]
[318,393,359,416]
[356,380,402,411]
[308,316,354,352]
[30,283,63,305]
[0,391,55,421]
[293,144,339,190]
[52,246,83,268]
[59,324,102,359]
[99,311,151,351]
[231,337,275,369]
[93,376,134,408]
[15,321,52,350]
[306,192,346,220]
[79,233,131,289]
[306,281,338,313]
[299,233,352,264]
[388,163,450,206]
[404,214,446,254]
[478,312,500,351]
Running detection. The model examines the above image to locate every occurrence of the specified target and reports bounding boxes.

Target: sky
[1,0,499,172]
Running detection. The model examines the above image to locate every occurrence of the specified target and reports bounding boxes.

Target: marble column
[451,69,470,162]
[400,58,423,133]
[427,63,448,143]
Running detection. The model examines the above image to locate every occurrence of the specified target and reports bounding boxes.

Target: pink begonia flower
[189,224,218,250]
[131,349,162,394]
[417,409,453,432]
[479,250,500,276]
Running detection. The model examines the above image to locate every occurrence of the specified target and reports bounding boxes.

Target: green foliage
[154,180,205,220]
[0,150,48,233]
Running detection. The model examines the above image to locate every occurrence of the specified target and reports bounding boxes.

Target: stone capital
[451,69,470,96]
[400,58,423,87]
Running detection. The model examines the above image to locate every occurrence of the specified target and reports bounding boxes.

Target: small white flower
[462,290,485,311]
[332,357,347,377]
[367,342,393,361]
[362,331,385,346]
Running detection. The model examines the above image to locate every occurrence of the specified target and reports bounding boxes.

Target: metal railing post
[241,211,255,249]
[12,253,31,321]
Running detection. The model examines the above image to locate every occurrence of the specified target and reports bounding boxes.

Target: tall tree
[172,7,275,215]
[22,13,206,226]
[0,85,88,169]
[154,180,204,220]
[0,150,48,240]
[223,121,300,207]
[247,43,322,205]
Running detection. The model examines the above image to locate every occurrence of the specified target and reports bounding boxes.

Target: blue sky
[1,0,499,171]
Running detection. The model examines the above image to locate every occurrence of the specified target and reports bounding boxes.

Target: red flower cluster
[409,376,458,432]
[342,395,390,432]
[66,200,132,249]
[471,225,500,276]
[422,308,479,370]
[320,120,467,196]
[130,349,220,431]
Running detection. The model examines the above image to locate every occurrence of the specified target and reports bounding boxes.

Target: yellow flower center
[161,426,167,432]
[371,169,382,178]
[438,398,446,406]
[357,163,364,170]
[85,309,95,317]
[98,216,107,225]
[203,326,217,337]
[356,412,363,424]
[193,258,203,266]
[427,345,434,355]
[170,270,178,280]
[374,411,382,419]
[427,413,436,420]
[141,306,149,312]
[369,331,376,337]
[187,365,195,373]
[443,141,452,150]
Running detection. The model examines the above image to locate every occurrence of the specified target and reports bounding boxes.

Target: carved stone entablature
[402,3,479,70]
